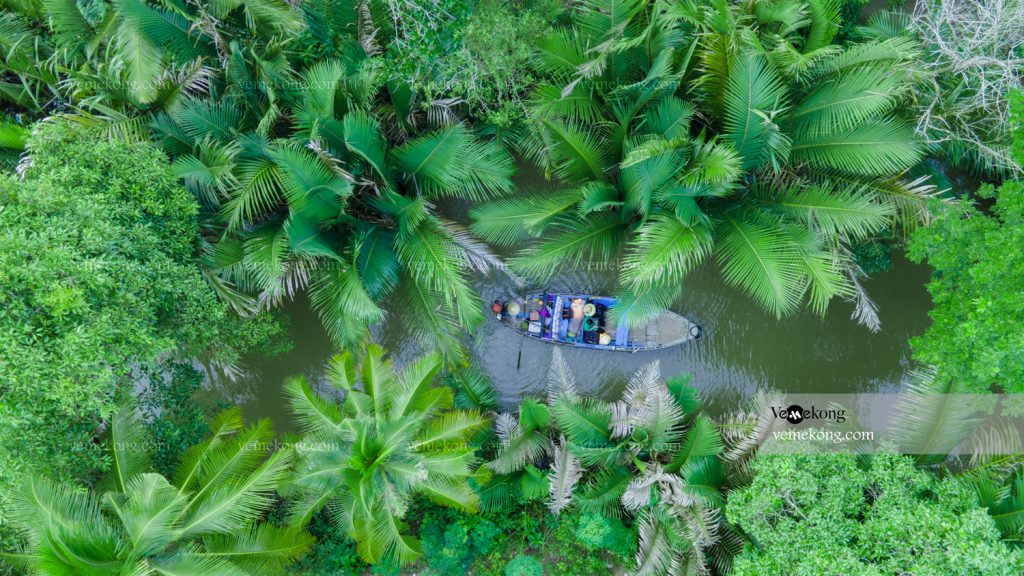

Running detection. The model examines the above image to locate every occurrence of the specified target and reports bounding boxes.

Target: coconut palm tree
[283,346,488,567]
[0,0,302,119]
[471,0,932,328]
[160,65,514,356]
[1,403,311,575]
[483,348,765,575]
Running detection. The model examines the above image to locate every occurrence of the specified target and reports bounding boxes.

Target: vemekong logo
[772,404,847,425]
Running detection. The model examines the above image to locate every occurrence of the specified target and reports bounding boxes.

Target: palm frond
[552,396,613,448]
[574,465,632,518]
[342,110,390,182]
[789,66,902,134]
[447,368,498,411]
[620,215,713,291]
[103,399,153,493]
[548,436,583,515]
[790,119,923,176]
[285,376,345,436]
[392,123,513,200]
[538,118,611,183]
[199,524,315,572]
[546,347,578,404]
[509,213,624,282]
[469,190,584,246]
[633,510,676,576]
[179,448,294,538]
[104,473,189,557]
[665,414,724,473]
[723,51,790,170]
[756,182,893,240]
[802,0,841,53]
[715,212,806,318]
[891,368,986,466]
[309,261,382,348]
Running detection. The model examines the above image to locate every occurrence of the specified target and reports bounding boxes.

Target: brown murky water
[204,239,932,431]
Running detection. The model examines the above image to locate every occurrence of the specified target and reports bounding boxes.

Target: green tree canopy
[908,181,1024,393]
[1,0,520,359]
[726,449,1024,575]
[0,121,281,549]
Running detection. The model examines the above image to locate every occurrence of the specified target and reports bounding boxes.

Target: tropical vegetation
[0,122,286,553]
[2,403,312,574]
[483,350,746,574]
[2,0,1024,574]
[283,346,487,566]
[471,0,930,327]
[726,448,1024,575]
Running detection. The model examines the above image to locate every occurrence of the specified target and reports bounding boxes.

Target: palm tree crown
[3,404,311,575]
[283,345,488,566]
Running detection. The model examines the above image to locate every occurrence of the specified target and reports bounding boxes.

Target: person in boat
[491,300,503,319]
[567,298,585,340]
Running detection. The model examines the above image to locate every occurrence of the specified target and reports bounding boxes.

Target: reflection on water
[205,249,931,431]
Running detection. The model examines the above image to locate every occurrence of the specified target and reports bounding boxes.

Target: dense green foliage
[907,103,1024,394]
[0,122,284,549]
[379,0,557,123]
[1,0,1023,574]
[0,0,527,359]
[3,403,312,574]
[287,509,370,576]
[415,503,634,576]
[726,449,1024,575]
[908,182,1024,393]
[471,0,929,326]
[482,350,755,575]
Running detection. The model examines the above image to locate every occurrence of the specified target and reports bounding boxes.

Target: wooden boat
[494,292,701,352]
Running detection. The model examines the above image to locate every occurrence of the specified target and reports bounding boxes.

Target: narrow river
[202,248,932,431]
[201,159,957,430]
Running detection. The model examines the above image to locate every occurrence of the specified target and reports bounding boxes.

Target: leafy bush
[908,181,1024,394]
[288,509,369,576]
[851,237,893,275]
[0,121,284,549]
[574,513,635,560]
[409,497,631,576]
[505,554,543,576]
[837,0,870,41]
[379,0,556,122]
[420,506,503,574]
[726,448,1024,575]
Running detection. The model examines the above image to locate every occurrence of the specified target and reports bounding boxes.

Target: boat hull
[495,292,701,352]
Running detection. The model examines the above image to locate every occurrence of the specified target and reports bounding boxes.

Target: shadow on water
[197,296,335,433]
